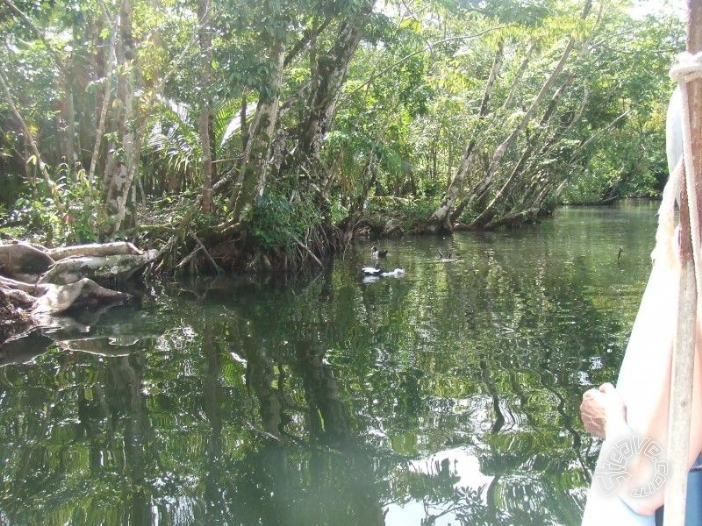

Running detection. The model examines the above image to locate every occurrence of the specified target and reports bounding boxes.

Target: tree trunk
[230,40,286,220]
[514,87,590,209]
[198,0,215,213]
[428,39,504,230]
[470,83,566,228]
[450,43,536,223]
[105,0,138,235]
[61,72,76,169]
[89,14,116,184]
[468,41,576,212]
[502,42,534,110]
[464,0,592,216]
[296,1,375,196]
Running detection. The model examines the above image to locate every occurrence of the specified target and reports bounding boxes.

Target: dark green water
[0,202,659,526]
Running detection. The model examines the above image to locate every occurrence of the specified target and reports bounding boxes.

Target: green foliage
[11,194,65,245]
[0,0,687,257]
[247,194,320,254]
[366,196,440,230]
[9,168,103,245]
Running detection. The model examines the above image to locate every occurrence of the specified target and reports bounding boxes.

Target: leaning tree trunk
[470,83,567,228]
[502,42,535,111]
[463,0,592,218]
[0,71,60,199]
[449,42,536,224]
[428,39,504,231]
[292,1,375,228]
[514,86,590,210]
[466,42,575,214]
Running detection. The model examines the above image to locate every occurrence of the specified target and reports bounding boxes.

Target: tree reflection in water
[0,204,657,525]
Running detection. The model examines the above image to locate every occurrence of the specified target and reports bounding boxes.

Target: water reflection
[0,202,657,525]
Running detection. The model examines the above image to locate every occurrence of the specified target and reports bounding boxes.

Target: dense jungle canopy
[0,0,685,273]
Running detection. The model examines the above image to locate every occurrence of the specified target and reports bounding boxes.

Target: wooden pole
[665,178,696,526]
[664,2,702,524]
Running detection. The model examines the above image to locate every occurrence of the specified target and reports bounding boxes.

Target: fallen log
[0,241,157,344]
[47,241,143,261]
[33,278,132,315]
[0,241,54,283]
[38,249,160,286]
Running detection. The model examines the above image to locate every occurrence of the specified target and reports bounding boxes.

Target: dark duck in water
[371,246,388,259]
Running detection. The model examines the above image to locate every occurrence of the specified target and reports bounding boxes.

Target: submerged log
[33,278,132,315]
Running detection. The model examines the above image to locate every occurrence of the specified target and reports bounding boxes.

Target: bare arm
[581,373,702,516]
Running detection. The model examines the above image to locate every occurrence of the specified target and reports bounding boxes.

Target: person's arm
[619,255,702,514]
[580,339,702,515]
[580,382,627,440]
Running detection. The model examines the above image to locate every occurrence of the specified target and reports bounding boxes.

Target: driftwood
[38,249,159,286]
[47,241,142,261]
[33,278,131,314]
[0,241,54,282]
[0,241,159,344]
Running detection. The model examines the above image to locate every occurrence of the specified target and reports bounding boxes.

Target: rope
[671,52,702,84]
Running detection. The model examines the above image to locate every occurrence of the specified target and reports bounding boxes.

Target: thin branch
[0,69,52,188]
[2,0,69,78]
[192,232,223,273]
[571,109,631,158]
[343,27,506,99]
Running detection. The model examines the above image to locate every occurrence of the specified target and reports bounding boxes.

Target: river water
[0,201,659,525]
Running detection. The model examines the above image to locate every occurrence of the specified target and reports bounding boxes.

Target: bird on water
[371,246,388,258]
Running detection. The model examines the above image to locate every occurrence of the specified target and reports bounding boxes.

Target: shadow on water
[0,202,658,525]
